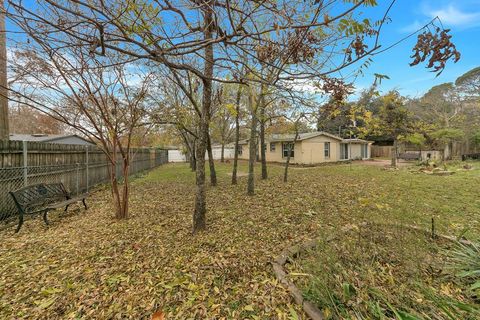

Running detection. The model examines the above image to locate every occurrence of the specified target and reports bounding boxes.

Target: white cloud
[401,2,480,33]
[284,78,320,94]
[430,5,480,27]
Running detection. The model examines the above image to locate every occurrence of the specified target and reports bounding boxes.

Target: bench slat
[45,195,88,209]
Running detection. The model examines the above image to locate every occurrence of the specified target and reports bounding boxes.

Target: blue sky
[352,0,480,98]
[6,0,479,99]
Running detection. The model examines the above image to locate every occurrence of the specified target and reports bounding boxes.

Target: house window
[282,142,294,158]
[237,145,243,155]
[340,143,349,160]
[270,142,276,152]
[324,142,330,158]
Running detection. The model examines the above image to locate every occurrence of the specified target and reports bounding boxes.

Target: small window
[270,142,276,152]
[324,142,330,158]
[237,145,243,155]
[282,142,294,158]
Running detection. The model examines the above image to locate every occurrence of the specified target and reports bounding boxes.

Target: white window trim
[270,142,276,152]
[282,142,294,158]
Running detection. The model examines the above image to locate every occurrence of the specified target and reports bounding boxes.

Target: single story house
[237,131,372,165]
[168,144,235,162]
[10,134,95,146]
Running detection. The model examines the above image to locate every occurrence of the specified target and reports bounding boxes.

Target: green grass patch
[287,223,480,319]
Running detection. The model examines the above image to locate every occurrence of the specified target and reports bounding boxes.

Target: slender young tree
[231,84,243,185]
[9,49,153,219]
[283,113,305,182]
[258,84,268,180]
[247,88,257,196]
[0,2,8,140]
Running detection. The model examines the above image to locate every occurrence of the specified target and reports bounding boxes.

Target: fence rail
[0,140,168,221]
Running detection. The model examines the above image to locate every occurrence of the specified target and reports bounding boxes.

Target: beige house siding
[348,143,371,160]
[237,134,371,164]
[239,141,303,163]
[239,144,249,160]
[350,144,362,159]
[301,136,341,164]
[265,141,283,162]
[264,141,303,163]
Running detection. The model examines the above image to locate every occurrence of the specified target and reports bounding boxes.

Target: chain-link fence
[0,140,168,223]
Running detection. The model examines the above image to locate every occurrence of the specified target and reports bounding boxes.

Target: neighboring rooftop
[9,134,95,146]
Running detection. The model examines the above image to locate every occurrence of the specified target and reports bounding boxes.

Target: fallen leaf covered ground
[1,161,479,319]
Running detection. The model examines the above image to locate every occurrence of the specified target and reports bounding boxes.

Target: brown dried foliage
[256,28,320,64]
[410,28,461,76]
[320,77,354,103]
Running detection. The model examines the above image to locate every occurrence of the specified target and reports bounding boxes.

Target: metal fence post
[76,163,80,195]
[22,141,28,186]
[85,146,89,193]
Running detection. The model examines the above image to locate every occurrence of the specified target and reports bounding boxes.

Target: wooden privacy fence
[371,145,392,158]
[0,140,168,221]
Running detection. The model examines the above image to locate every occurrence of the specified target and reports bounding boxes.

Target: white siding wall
[168,150,187,162]
[207,147,235,160]
[169,147,235,162]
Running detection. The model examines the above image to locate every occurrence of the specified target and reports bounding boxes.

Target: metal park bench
[9,183,88,233]
[462,153,480,161]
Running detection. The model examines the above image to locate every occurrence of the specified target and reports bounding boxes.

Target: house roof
[342,138,371,144]
[238,132,371,144]
[238,132,341,144]
[211,143,235,148]
[238,139,249,145]
[9,134,95,145]
[269,131,343,142]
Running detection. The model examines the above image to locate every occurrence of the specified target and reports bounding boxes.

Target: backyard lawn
[0,161,479,319]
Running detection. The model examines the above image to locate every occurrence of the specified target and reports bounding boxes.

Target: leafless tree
[231,83,243,185]
[8,45,154,219]
[0,2,8,139]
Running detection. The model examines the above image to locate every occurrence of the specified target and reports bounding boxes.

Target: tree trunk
[120,157,130,219]
[221,142,225,163]
[206,133,217,186]
[284,131,299,182]
[0,3,9,140]
[391,139,398,168]
[259,92,267,180]
[193,105,208,233]
[444,142,451,161]
[247,94,257,196]
[109,157,129,219]
[180,131,195,170]
[232,85,241,185]
[190,139,197,171]
[193,3,213,233]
